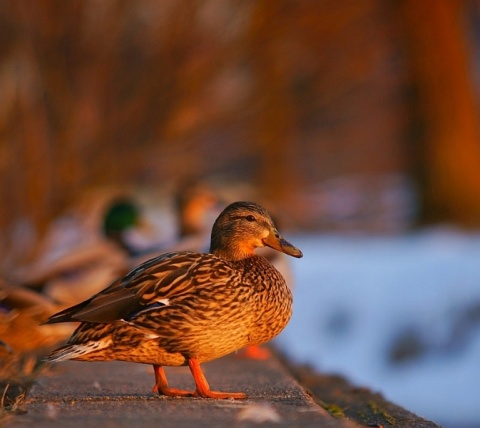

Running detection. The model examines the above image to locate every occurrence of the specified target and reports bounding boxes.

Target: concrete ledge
[9,353,357,428]
[6,349,440,428]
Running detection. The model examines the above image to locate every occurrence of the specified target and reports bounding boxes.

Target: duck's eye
[245,215,256,222]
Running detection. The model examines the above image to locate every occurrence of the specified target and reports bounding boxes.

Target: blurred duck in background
[8,188,156,307]
[7,183,220,308]
[0,280,71,353]
[175,179,219,243]
[128,179,220,267]
[0,279,74,411]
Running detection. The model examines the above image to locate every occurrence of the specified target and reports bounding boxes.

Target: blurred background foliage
[1,0,480,240]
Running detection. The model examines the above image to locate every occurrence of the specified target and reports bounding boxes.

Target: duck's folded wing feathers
[44,251,221,324]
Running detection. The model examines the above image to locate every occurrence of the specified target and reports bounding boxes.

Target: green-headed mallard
[43,201,302,399]
[11,191,159,305]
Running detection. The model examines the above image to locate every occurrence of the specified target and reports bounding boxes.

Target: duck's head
[103,200,139,235]
[175,180,218,238]
[210,201,303,261]
[102,200,140,252]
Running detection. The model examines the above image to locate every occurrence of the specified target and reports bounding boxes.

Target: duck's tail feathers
[42,300,89,324]
[43,340,111,362]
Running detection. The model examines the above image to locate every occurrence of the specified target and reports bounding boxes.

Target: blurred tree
[248,1,300,204]
[1,0,480,241]
[245,0,408,228]
[400,0,480,226]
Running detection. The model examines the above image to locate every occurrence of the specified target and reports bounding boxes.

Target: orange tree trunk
[401,0,480,226]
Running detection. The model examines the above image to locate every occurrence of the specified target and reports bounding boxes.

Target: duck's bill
[263,232,303,258]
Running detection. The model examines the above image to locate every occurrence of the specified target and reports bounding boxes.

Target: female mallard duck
[43,201,302,399]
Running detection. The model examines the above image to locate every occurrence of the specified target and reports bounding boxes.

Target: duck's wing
[44,251,221,324]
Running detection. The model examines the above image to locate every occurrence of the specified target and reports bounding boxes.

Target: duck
[11,192,160,306]
[128,180,219,267]
[0,280,72,353]
[173,179,218,243]
[43,201,303,399]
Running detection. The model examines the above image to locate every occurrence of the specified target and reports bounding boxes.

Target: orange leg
[188,358,246,399]
[152,361,246,399]
[152,364,194,397]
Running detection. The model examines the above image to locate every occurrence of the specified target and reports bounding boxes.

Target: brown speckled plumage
[44,201,302,399]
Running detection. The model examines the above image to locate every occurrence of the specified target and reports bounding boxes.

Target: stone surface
[9,353,357,428]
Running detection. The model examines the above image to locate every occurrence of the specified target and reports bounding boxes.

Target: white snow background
[275,229,480,428]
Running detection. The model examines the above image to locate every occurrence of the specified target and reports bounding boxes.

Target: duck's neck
[212,247,257,261]
[210,235,257,261]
